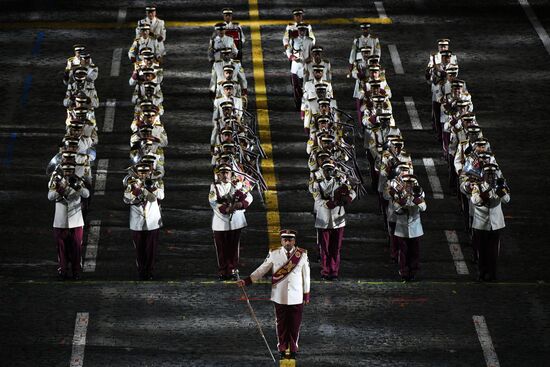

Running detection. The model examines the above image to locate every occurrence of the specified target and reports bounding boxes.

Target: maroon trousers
[432,102,442,140]
[275,302,304,353]
[395,236,421,278]
[53,227,84,276]
[442,131,451,158]
[366,150,378,191]
[131,229,160,277]
[355,98,363,126]
[388,221,398,260]
[213,229,241,277]
[472,229,501,280]
[291,73,303,111]
[318,227,345,277]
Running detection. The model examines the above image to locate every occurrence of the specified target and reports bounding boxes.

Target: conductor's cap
[280,229,297,238]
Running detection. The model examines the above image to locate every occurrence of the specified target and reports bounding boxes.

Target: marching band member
[238,230,310,364]
[208,164,253,280]
[48,163,90,280]
[123,163,165,280]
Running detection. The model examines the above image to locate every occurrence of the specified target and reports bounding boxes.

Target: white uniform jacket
[136,17,167,42]
[249,246,311,305]
[283,23,315,48]
[48,175,90,228]
[128,36,163,61]
[304,59,332,82]
[471,185,509,231]
[392,197,426,238]
[123,180,164,231]
[208,181,252,231]
[208,35,238,62]
[209,60,247,93]
[286,36,315,78]
[349,34,381,64]
[312,178,356,229]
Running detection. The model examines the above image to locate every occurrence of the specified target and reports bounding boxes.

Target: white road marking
[94,159,109,196]
[83,220,101,273]
[110,48,122,77]
[518,0,550,56]
[472,315,501,367]
[102,98,116,132]
[374,2,388,19]
[404,96,423,130]
[388,44,404,74]
[117,7,127,26]
[444,230,469,275]
[70,312,89,367]
[422,158,444,199]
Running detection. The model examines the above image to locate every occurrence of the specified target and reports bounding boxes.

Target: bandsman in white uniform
[469,164,510,281]
[123,163,165,280]
[311,161,356,280]
[238,229,310,364]
[208,164,253,280]
[135,5,166,60]
[221,8,245,61]
[348,23,381,74]
[286,22,315,110]
[48,163,90,280]
[425,38,458,82]
[390,174,426,281]
[129,24,163,63]
[303,45,332,83]
[283,8,315,50]
[208,23,238,64]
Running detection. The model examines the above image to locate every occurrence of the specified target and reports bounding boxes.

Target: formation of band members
[123,4,167,281]
[426,39,510,282]
[47,43,99,280]
[45,5,167,281]
[208,8,267,282]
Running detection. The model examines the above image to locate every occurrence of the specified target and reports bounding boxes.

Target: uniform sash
[272,247,305,285]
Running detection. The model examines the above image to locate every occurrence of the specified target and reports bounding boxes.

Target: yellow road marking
[0,17,391,30]
[249,0,281,250]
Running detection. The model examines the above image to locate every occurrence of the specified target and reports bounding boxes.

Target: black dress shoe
[280,351,287,359]
[72,273,81,281]
[289,351,297,359]
[329,275,339,281]
[321,275,330,281]
[57,272,68,281]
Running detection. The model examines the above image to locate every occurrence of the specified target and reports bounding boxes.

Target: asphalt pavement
[1,0,549,366]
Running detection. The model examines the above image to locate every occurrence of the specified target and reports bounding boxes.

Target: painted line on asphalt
[94,159,109,196]
[2,132,17,168]
[102,99,116,132]
[20,74,33,107]
[117,7,127,27]
[473,315,501,367]
[422,158,444,199]
[518,0,550,56]
[249,0,281,250]
[404,97,423,130]
[0,17,392,30]
[31,31,44,56]
[374,2,389,19]
[110,48,122,77]
[388,44,404,74]
[445,230,469,275]
[70,312,89,367]
[83,220,101,273]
